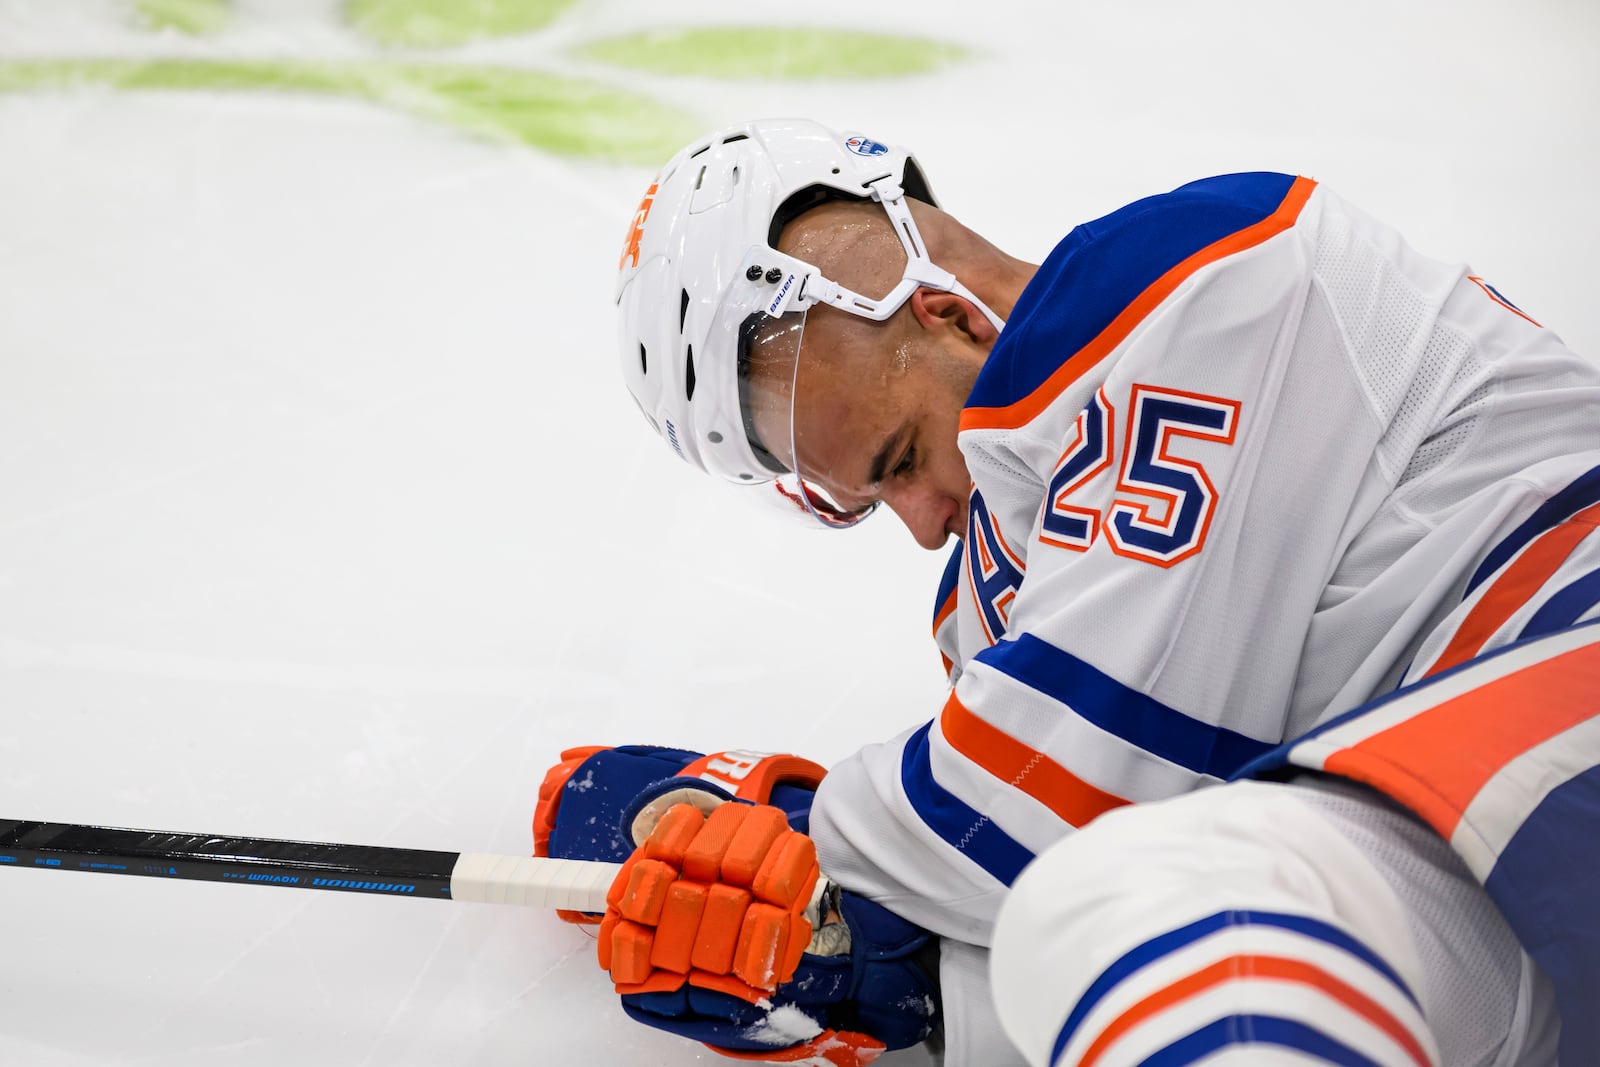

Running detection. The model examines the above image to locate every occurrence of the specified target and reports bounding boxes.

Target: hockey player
[541,118,1600,1063]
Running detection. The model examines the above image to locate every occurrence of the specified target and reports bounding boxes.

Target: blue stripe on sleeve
[1050,909,1418,1065]
[966,172,1300,412]
[898,720,1034,886]
[1133,1016,1384,1067]
[975,634,1276,778]
[1484,763,1600,1067]
[932,542,963,627]
[1519,565,1600,641]
[1465,463,1600,597]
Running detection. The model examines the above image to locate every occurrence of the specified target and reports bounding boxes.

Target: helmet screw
[745,265,764,281]
[765,268,784,283]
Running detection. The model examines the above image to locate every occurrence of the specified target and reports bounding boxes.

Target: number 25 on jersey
[1041,384,1241,567]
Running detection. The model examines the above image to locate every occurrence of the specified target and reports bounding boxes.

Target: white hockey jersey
[805,173,1600,1059]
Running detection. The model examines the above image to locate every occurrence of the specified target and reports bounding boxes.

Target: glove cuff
[680,750,826,802]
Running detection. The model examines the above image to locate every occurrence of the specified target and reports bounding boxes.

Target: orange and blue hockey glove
[532,745,826,923]
[531,746,939,1062]
[600,786,939,1065]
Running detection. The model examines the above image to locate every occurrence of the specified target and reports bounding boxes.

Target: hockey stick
[0,818,621,911]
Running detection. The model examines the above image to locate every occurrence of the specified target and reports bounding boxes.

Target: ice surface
[0,1,1596,1064]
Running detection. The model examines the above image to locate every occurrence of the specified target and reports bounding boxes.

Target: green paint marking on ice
[574,28,969,80]
[345,0,580,48]
[0,58,700,163]
[135,0,231,36]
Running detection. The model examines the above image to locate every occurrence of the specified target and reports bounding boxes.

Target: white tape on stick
[450,852,622,910]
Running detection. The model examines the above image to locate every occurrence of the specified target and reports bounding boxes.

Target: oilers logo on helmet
[845,137,890,157]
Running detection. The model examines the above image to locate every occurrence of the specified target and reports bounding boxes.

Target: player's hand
[600,794,939,1066]
[532,745,939,1060]
[532,744,826,925]
[601,799,819,999]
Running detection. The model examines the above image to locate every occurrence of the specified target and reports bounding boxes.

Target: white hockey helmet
[614,117,1001,527]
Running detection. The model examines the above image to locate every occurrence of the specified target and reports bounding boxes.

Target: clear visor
[735,308,879,530]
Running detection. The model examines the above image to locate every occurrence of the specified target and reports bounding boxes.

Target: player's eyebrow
[866,424,910,486]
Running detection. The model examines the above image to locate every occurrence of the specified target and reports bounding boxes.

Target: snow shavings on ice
[741,1005,823,1046]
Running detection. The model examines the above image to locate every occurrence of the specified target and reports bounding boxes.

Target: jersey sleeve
[988,778,1551,1067]
[811,172,1494,943]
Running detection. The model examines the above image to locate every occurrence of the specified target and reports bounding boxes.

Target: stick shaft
[0,819,620,910]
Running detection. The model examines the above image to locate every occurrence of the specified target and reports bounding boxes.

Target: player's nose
[882,484,955,551]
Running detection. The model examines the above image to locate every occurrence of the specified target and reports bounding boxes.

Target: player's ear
[908,288,1000,346]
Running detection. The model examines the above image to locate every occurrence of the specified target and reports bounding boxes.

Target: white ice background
[1,1,1597,1063]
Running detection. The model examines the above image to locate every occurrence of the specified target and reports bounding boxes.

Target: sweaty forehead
[776,200,907,301]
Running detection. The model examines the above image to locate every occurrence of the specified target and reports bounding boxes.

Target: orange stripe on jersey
[1428,502,1600,676]
[1075,954,1432,1067]
[939,692,1129,828]
[1324,640,1600,839]
[959,176,1317,434]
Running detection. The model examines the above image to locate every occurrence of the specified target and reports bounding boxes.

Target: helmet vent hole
[708,431,723,444]
[731,166,740,186]
[685,345,697,401]
[694,165,707,191]
[679,289,689,333]
[638,343,647,375]
[722,134,748,144]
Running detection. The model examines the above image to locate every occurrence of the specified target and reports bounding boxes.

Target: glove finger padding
[533,745,826,926]
[617,888,939,1064]
[599,801,820,1001]
[543,748,936,1061]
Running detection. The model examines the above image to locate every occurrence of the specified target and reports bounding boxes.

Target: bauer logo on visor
[767,274,797,316]
[845,137,889,157]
